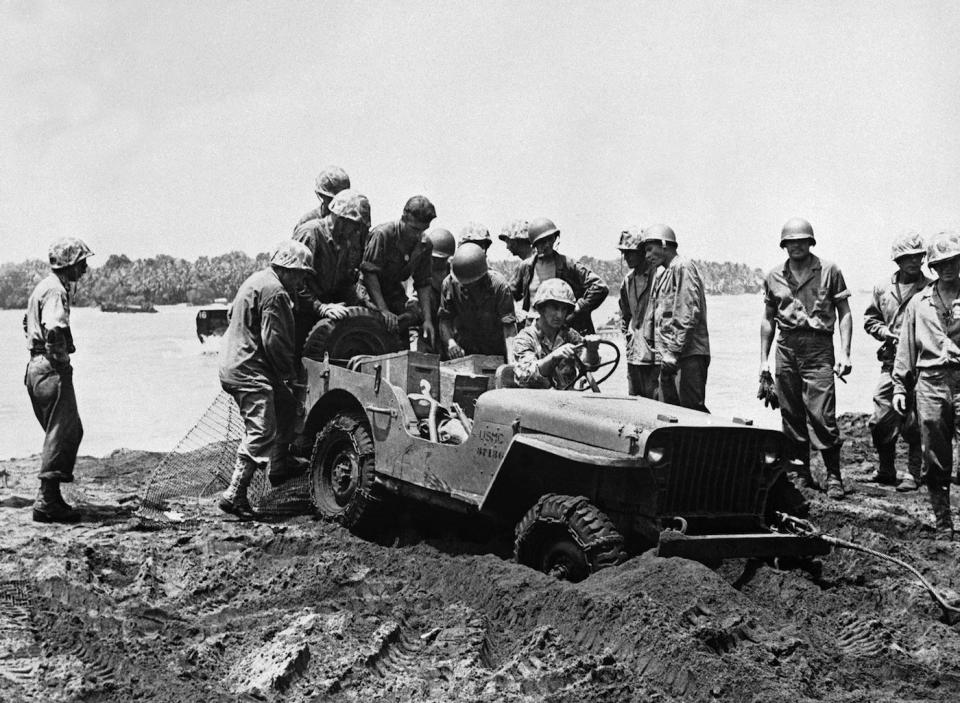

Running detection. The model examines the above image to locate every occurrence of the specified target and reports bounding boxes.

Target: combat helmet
[499,219,529,242]
[49,237,94,270]
[617,228,644,251]
[270,240,315,271]
[927,231,960,267]
[890,231,925,261]
[527,217,561,245]
[329,189,371,228]
[450,243,488,285]
[315,166,350,198]
[427,228,456,259]
[458,222,492,249]
[643,224,677,246]
[532,278,576,311]
[780,218,816,246]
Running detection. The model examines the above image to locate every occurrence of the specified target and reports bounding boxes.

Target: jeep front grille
[653,428,769,526]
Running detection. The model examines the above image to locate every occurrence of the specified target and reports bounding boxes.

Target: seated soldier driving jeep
[512,278,601,389]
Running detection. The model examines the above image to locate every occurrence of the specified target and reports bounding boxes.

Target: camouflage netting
[138,392,312,524]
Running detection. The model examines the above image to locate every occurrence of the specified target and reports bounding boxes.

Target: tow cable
[777,512,960,619]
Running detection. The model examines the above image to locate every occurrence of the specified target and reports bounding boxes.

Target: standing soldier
[864,231,930,490]
[361,195,438,350]
[644,224,710,411]
[512,217,608,334]
[439,240,518,362]
[617,228,658,398]
[893,231,960,540]
[293,165,351,230]
[24,237,94,523]
[218,241,314,517]
[499,219,532,262]
[291,188,371,348]
[760,218,853,499]
[418,227,456,357]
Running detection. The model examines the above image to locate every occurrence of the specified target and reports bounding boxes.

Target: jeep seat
[494,364,519,389]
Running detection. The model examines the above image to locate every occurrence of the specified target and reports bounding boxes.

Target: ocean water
[0,295,880,459]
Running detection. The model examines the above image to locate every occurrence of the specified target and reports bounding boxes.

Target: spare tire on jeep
[302,306,401,362]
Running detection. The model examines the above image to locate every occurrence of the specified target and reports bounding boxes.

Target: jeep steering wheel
[561,339,621,392]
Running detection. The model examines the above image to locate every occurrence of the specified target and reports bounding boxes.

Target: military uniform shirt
[864,272,931,365]
[219,268,299,391]
[512,253,608,334]
[763,255,850,333]
[438,271,517,357]
[619,266,656,365]
[892,283,960,395]
[24,273,74,363]
[513,325,583,389]
[650,255,710,360]
[361,220,433,315]
[293,214,364,309]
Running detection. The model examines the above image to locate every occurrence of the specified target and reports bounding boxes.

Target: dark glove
[757,370,779,410]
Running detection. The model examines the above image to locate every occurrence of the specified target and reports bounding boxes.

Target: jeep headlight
[646,445,667,465]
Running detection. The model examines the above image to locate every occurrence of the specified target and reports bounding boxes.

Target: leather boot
[822,446,845,500]
[928,481,954,541]
[897,442,922,492]
[32,479,81,523]
[870,442,898,485]
[219,457,257,518]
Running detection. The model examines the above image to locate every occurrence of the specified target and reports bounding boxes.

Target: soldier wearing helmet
[23,237,94,523]
[511,217,608,335]
[893,230,960,539]
[499,219,532,261]
[292,188,371,349]
[438,241,518,362]
[417,227,456,357]
[361,195,438,348]
[644,224,710,412]
[458,222,493,251]
[513,279,600,389]
[760,218,853,500]
[617,228,658,398]
[218,241,315,516]
[293,165,351,231]
[863,231,931,490]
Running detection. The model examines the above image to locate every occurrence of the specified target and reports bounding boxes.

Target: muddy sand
[1,413,960,702]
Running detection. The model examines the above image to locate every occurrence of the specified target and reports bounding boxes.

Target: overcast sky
[2,0,959,285]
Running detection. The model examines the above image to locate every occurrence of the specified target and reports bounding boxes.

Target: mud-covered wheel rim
[322,438,361,510]
[540,539,590,582]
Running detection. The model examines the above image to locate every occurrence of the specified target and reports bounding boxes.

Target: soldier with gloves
[617,228,659,398]
[893,231,960,540]
[418,227,456,357]
[218,241,315,517]
[512,218,608,335]
[513,279,600,389]
[293,165,351,231]
[361,195,437,349]
[292,188,371,349]
[439,238,518,362]
[645,224,710,411]
[23,237,94,523]
[864,232,930,490]
[760,218,852,499]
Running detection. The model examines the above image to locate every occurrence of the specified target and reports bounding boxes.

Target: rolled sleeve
[361,229,387,274]
[411,240,433,291]
[495,284,517,325]
[437,277,456,321]
[512,332,550,388]
[828,265,851,301]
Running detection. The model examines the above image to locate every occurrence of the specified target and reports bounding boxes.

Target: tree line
[0,251,763,309]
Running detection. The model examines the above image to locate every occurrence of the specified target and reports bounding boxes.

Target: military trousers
[24,355,83,482]
[869,368,920,448]
[223,382,297,473]
[659,355,709,412]
[627,363,659,399]
[915,367,960,489]
[775,330,840,455]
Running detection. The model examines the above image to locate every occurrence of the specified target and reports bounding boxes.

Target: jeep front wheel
[310,412,382,533]
[514,494,627,582]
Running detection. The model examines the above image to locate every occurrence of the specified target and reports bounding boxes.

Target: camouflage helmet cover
[617,227,644,251]
[642,224,677,246]
[450,242,488,284]
[890,230,925,261]
[927,230,960,267]
[426,227,456,259]
[270,240,314,272]
[458,221,491,247]
[314,166,350,198]
[780,217,816,246]
[329,188,371,228]
[48,237,94,269]
[498,219,529,242]
[532,278,576,310]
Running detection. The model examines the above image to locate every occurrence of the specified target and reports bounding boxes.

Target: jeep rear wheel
[310,412,383,533]
[514,494,627,582]
[302,306,401,363]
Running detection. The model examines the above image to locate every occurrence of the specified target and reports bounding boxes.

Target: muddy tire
[514,494,627,582]
[310,412,383,533]
[765,472,810,525]
[302,306,401,362]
